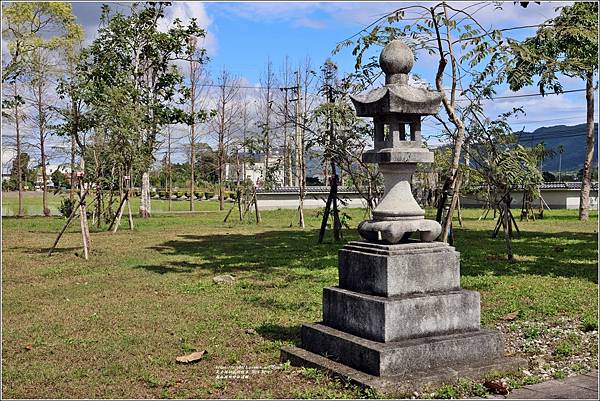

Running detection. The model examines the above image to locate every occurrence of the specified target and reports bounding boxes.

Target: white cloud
[160,1,217,57]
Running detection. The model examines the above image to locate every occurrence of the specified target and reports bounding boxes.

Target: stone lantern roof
[350,40,442,117]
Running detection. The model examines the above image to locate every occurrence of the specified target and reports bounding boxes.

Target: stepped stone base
[280,240,525,392]
[300,323,510,377]
[339,241,460,296]
[323,287,480,342]
[281,344,526,395]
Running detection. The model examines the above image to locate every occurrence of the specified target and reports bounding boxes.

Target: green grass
[1,204,597,398]
[1,191,222,216]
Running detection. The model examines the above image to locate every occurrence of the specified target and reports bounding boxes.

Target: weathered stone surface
[282,38,519,390]
[323,287,480,342]
[358,218,441,243]
[281,345,526,395]
[339,241,460,296]
[213,274,235,284]
[301,323,506,377]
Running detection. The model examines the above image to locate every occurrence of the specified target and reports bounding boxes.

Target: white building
[34,164,72,189]
[460,182,598,210]
[225,154,285,188]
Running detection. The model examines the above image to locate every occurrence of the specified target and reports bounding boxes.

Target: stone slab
[281,345,526,395]
[508,384,597,400]
[323,287,480,342]
[505,371,599,399]
[564,373,598,391]
[301,323,506,377]
[339,241,460,296]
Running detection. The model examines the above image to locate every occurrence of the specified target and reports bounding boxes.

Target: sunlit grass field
[1,191,221,216]
[1,202,597,398]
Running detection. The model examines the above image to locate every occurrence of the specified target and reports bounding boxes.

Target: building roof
[257,186,356,194]
[541,181,598,190]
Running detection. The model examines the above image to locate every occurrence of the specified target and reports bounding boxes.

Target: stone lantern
[350,40,441,243]
[281,40,525,393]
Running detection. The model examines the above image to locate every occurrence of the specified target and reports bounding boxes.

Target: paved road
[506,370,598,399]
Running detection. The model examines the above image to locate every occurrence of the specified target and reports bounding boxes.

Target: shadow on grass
[135,260,202,274]
[457,229,598,283]
[137,229,344,280]
[135,226,597,283]
[8,245,82,255]
[255,322,301,344]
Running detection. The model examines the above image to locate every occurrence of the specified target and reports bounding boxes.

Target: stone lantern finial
[379,40,414,85]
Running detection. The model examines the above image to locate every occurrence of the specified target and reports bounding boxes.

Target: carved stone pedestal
[281,241,525,394]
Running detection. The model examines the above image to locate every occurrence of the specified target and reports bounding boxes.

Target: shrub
[524,326,540,340]
[581,314,598,332]
[204,191,214,200]
[554,341,574,357]
[194,191,202,200]
[59,198,76,218]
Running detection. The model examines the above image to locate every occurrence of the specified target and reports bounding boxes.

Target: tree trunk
[502,200,513,261]
[70,132,76,202]
[218,83,226,211]
[189,56,196,212]
[36,78,50,217]
[579,71,595,221]
[167,127,172,212]
[295,71,305,227]
[140,172,151,218]
[14,84,24,217]
[432,6,466,241]
[40,132,49,216]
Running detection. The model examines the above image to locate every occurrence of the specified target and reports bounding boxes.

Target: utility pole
[294,70,305,228]
[283,87,289,186]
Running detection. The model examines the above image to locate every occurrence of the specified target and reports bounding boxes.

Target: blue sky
[68,1,596,136]
[2,1,596,170]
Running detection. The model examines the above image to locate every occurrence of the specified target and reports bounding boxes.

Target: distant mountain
[518,123,598,173]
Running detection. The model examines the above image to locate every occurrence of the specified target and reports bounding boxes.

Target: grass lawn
[1,205,598,398]
[1,191,221,216]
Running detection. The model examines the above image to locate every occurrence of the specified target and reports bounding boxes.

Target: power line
[481,88,587,100]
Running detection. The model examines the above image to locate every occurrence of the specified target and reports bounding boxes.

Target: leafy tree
[542,171,556,182]
[71,2,210,219]
[10,152,34,187]
[506,2,598,220]
[2,1,82,216]
[1,1,82,82]
[308,60,382,242]
[462,111,543,260]
[51,169,69,188]
[334,2,523,241]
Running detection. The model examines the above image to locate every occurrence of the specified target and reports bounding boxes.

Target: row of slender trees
[2,2,597,238]
[2,2,332,228]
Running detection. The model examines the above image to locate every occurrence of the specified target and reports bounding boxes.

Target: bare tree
[259,61,276,188]
[211,68,240,210]
[186,36,210,211]
[10,81,25,217]
[26,48,56,216]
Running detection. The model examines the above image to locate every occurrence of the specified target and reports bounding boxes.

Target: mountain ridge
[518,123,598,172]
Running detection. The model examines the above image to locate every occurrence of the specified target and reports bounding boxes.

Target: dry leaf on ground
[176,350,207,364]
